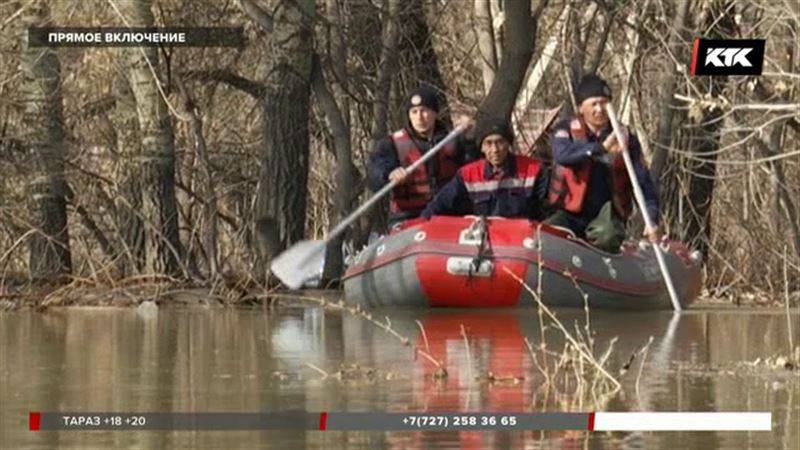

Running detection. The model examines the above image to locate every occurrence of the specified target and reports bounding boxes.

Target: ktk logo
[691,39,765,76]
[705,48,753,67]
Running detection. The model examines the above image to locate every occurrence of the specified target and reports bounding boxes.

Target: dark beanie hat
[476,117,514,147]
[407,86,440,113]
[575,74,612,105]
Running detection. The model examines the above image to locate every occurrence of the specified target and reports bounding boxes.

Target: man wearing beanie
[545,74,661,252]
[368,85,477,227]
[421,117,548,221]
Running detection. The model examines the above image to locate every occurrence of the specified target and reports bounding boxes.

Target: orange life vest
[547,118,633,218]
[390,128,459,213]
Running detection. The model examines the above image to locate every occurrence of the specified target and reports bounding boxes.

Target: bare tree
[400,0,452,113]
[317,0,357,283]
[176,75,219,278]
[476,0,548,122]
[360,0,403,238]
[314,57,353,284]
[21,1,72,280]
[650,0,692,186]
[751,42,800,259]
[118,0,184,275]
[678,0,736,257]
[370,0,402,141]
[558,2,599,116]
[110,70,145,275]
[239,0,315,277]
[0,0,796,301]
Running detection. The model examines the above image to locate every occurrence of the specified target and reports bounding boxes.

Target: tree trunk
[616,1,649,125]
[241,0,315,278]
[319,0,354,284]
[363,0,402,239]
[119,0,184,276]
[21,1,72,281]
[490,0,505,64]
[650,0,691,187]
[313,56,353,284]
[514,6,569,123]
[370,0,402,141]
[111,70,146,275]
[176,76,219,278]
[325,0,351,131]
[682,105,723,257]
[474,0,498,94]
[752,36,800,259]
[476,0,539,123]
[758,127,800,259]
[681,0,735,257]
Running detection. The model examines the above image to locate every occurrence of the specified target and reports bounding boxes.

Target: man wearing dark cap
[544,74,661,252]
[421,117,547,220]
[368,86,476,227]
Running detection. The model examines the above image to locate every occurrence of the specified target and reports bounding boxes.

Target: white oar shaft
[327,124,467,240]
[270,124,468,289]
[606,104,682,312]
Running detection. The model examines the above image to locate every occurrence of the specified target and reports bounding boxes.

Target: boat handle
[446,257,494,277]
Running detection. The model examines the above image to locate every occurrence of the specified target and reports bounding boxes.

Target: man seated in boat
[544,74,662,252]
[420,118,548,220]
[367,86,477,227]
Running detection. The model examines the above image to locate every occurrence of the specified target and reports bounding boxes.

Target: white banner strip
[593,412,771,431]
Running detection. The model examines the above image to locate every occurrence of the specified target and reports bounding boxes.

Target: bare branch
[237,0,273,32]
[674,93,800,112]
[531,0,551,21]
[183,70,265,98]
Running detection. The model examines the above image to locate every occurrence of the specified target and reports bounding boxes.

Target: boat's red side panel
[415,256,527,307]
[401,217,532,306]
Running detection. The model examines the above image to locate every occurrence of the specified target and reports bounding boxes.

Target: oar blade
[269,240,327,289]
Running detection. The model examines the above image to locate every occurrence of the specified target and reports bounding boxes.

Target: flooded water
[1,303,798,449]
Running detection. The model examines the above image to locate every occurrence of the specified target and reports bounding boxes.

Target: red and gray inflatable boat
[342,216,702,309]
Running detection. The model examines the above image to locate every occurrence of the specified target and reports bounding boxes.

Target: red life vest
[547,118,633,218]
[461,156,541,192]
[460,155,542,217]
[390,128,459,213]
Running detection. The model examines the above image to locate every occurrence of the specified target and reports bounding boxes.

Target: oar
[606,104,682,312]
[270,124,469,289]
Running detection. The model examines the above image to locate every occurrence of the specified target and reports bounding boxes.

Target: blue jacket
[550,118,659,230]
[421,155,548,220]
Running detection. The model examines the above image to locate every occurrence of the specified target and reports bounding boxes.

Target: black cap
[476,117,514,147]
[575,74,612,105]
[407,86,440,113]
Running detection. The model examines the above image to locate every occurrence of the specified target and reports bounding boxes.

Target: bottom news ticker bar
[29,411,772,432]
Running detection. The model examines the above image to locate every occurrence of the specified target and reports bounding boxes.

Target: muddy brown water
[1,303,798,449]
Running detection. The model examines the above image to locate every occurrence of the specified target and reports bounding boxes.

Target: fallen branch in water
[305,362,329,380]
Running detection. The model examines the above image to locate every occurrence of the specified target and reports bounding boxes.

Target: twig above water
[505,267,621,390]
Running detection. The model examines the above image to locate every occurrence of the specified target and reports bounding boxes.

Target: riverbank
[1,277,799,311]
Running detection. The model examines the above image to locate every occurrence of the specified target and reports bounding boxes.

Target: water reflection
[0,306,797,449]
